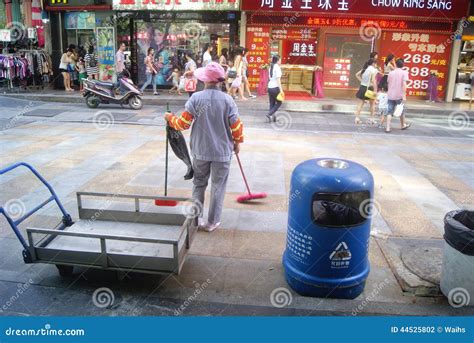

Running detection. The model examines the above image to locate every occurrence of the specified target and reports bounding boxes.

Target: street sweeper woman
[164,62,244,233]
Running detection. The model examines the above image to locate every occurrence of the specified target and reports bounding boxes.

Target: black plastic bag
[312,201,365,227]
[444,210,474,256]
[167,126,193,180]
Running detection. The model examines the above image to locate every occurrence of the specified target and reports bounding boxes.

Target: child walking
[376,86,388,129]
[167,67,182,95]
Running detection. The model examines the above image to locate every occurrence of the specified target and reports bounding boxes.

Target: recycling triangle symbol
[329,242,352,261]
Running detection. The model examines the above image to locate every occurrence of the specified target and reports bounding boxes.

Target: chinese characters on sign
[113,0,240,11]
[243,0,470,19]
[323,58,351,88]
[287,226,313,265]
[246,26,271,89]
[380,32,451,98]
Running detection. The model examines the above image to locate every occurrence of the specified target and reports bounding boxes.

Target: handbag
[67,63,74,72]
[184,78,197,92]
[364,89,377,100]
[227,70,237,79]
[393,103,405,118]
[178,76,185,90]
[276,92,285,102]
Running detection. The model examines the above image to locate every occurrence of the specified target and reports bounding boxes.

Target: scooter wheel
[85,95,100,109]
[129,95,143,110]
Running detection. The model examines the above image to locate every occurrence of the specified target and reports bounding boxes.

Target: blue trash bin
[283,158,374,299]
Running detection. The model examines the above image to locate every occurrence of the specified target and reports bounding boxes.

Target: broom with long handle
[235,153,267,203]
[155,103,179,207]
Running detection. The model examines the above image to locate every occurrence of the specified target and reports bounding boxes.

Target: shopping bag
[276,92,285,102]
[178,76,185,91]
[184,78,197,92]
[393,103,405,117]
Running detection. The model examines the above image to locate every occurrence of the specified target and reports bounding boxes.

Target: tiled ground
[0,97,473,316]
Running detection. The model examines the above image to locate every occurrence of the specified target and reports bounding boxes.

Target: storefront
[112,0,240,88]
[453,17,474,101]
[241,0,471,100]
[45,0,115,86]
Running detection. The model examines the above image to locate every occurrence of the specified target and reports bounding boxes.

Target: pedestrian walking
[164,62,244,233]
[355,58,378,124]
[386,58,412,133]
[376,86,388,129]
[219,48,229,92]
[167,67,182,95]
[183,52,197,97]
[378,54,395,91]
[84,45,99,80]
[230,47,246,101]
[241,48,256,99]
[68,44,78,90]
[202,43,213,68]
[266,55,284,122]
[140,47,159,95]
[59,48,74,92]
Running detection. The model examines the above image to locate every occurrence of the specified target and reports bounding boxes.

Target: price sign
[323,58,351,88]
[380,32,452,98]
[246,26,270,89]
[0,29,11,42]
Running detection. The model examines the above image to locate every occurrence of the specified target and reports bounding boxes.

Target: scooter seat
[95,81,115,89]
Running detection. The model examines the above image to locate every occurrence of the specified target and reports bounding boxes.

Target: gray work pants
[192,159,231,225]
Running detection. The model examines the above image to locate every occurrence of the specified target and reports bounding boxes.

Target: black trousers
[268,87,282,116]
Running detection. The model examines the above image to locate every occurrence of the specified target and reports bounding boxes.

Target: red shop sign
[242,0,470,20]
[379,31,452,99]
[249,14,454,33]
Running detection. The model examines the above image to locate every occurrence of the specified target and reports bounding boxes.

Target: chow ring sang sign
[242,0,470,19]
[113,0,240,11]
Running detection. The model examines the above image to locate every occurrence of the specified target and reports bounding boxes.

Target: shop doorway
[323,34,373,90]
[133,20,230,89]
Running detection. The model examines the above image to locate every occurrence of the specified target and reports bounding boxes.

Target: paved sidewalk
[0,97,473,316]
[2,88,474,116]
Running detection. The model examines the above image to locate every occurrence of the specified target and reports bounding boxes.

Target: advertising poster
[246,26,271,90]
[380,32,452,98]
[97,27,115,82]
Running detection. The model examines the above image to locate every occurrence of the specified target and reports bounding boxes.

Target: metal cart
[0,163,197,276]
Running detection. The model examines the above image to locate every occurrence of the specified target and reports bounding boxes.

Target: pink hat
[194,62,226,83]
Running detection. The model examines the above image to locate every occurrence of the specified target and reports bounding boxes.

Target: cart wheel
[56,264,74,277]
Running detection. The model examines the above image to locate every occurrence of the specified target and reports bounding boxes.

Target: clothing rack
[0,49,53,90]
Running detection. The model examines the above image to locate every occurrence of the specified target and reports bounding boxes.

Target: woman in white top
[267,55,283,122]
[59,48,74,92]
[354,58,378,124]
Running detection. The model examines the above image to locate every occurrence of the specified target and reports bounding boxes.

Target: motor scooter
[83,70,143,110]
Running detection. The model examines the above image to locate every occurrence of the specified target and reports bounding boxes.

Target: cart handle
[27,228,180,246]
[0,163,72,257]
